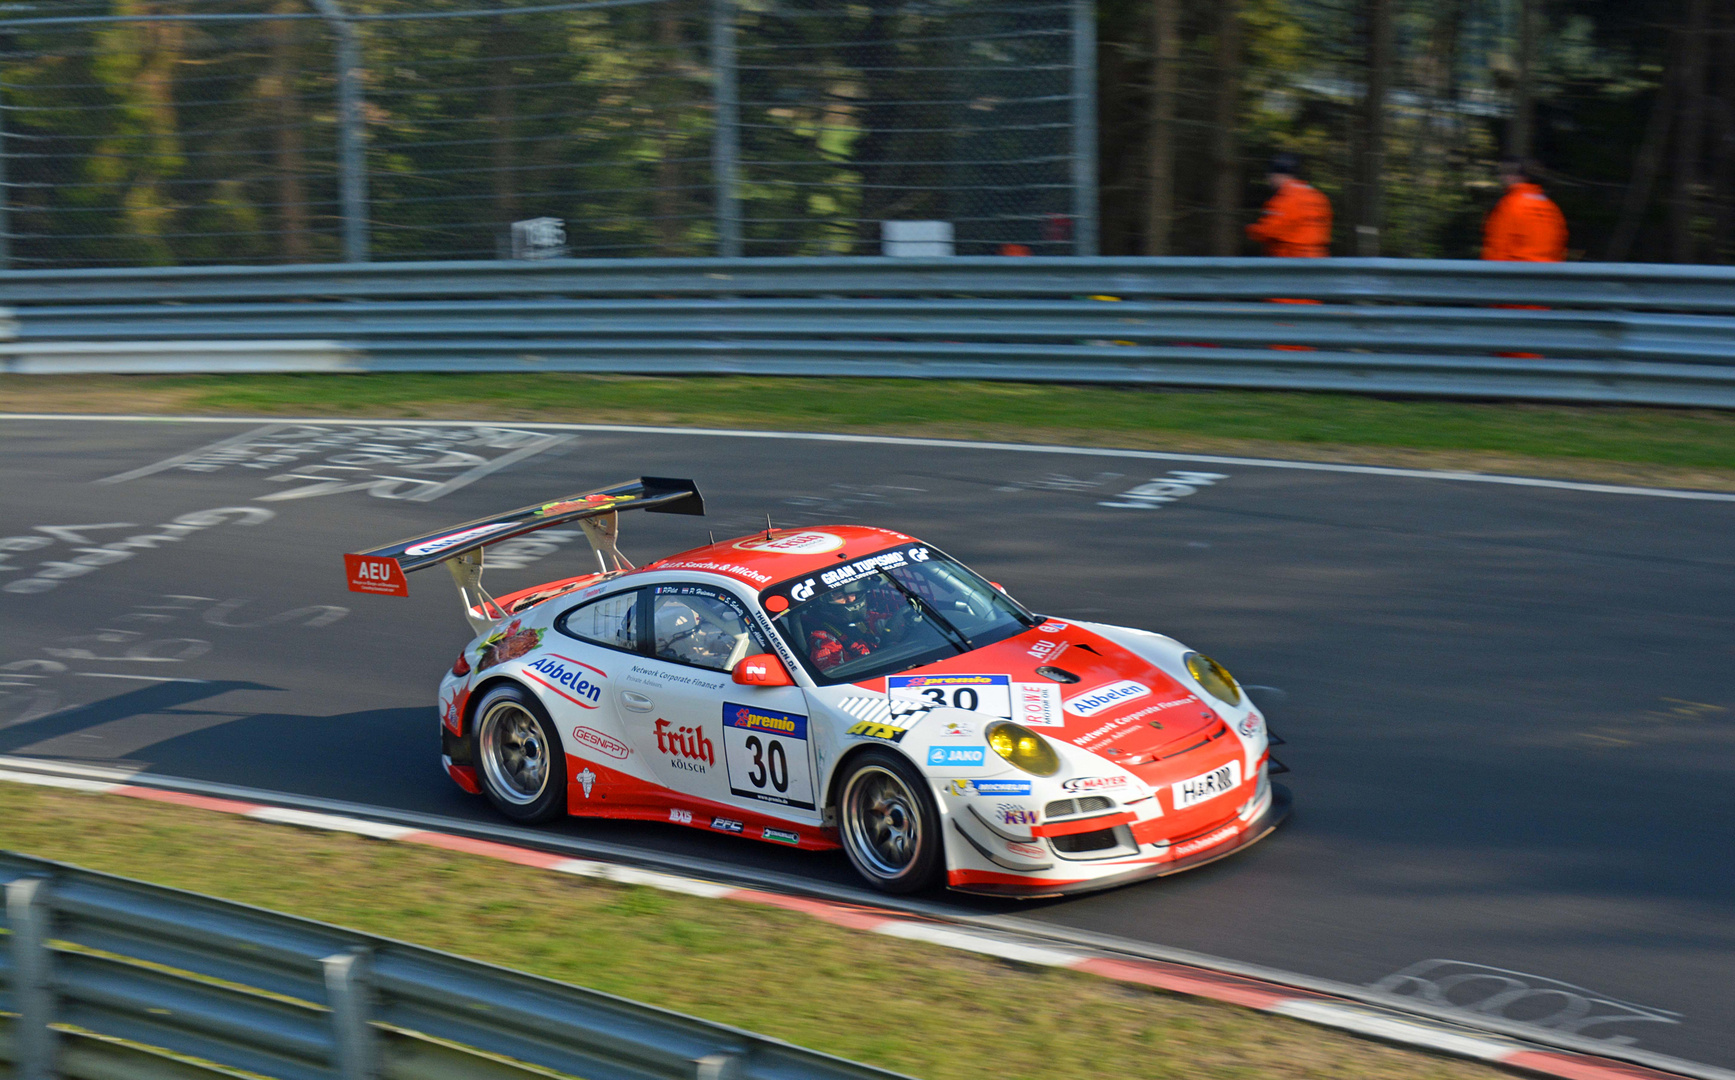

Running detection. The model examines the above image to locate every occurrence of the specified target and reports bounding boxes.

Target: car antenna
[764,514,774,539]
[708,530,716,545]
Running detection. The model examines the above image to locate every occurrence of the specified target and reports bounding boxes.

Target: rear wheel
[836,748,943,893]
[474,683,565,823]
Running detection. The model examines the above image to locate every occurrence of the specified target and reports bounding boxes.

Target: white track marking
[0,767,122,793]
[1271,1000,1528,1061]
[94,424,288,484]
[76,673,210,683]
[595,865,737,898]
[1,755,1731,1080]
[874,921,1086,966]
[246,806,419,840]
[7,413,1733,502]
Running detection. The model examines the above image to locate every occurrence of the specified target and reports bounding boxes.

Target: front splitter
[951,782,1292,898]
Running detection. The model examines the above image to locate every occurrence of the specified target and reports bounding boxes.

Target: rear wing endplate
[344,476,703,633]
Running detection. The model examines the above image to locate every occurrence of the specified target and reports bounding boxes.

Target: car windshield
[760,542,1037,685]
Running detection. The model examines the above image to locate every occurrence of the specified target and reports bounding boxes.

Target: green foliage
[0,0,1072,265]
[0,781,1523,1080]
[1097,0,1717,262]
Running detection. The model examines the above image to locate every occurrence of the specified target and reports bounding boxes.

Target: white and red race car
[346,478,1288,896]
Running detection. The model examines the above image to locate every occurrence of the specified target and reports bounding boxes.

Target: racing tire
[836,748,944,894]
[473,683,566,823]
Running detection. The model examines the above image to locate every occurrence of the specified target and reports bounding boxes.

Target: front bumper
[947,781,1291,898]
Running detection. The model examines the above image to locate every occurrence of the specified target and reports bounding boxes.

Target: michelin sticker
[949,779,1033,796]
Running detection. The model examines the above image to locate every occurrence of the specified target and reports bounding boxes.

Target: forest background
[0,0,1729,267]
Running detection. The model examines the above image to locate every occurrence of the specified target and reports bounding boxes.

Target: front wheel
[473,683,565,823]
[836,748,943,893]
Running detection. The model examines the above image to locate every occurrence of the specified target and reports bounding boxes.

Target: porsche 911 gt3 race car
[346,477,1289,896]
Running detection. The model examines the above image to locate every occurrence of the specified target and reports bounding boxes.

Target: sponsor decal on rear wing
[343,476,703,596]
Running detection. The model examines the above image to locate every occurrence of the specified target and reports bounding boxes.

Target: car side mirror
[733,653,794,686]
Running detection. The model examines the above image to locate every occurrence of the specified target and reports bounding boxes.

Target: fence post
[7,877,56,1080]
[0,76,10,270]
[711,0,741,258]
[1070,0,1098,256]
[323,948,378,1080]
[309,0,370,263]
[695,1052,743,1080]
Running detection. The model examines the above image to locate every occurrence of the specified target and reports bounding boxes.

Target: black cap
[1269,152,1302,177]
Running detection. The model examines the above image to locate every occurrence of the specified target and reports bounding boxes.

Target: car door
[547,585,649,809]
[628,582,818,824]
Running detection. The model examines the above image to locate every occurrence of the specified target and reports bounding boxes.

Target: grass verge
[0,781,1512,1080]
[5,373,1735,492]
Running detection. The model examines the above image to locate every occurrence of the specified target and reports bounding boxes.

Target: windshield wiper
[876,570,973,652]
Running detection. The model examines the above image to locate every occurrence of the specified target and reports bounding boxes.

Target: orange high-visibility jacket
[1246,179,1333,257]
[1482,183,1567,261]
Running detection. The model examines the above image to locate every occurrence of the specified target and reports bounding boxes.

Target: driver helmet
[656,600,701,641]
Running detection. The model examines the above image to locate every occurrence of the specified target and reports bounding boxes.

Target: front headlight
[1185,652,1242,707]
[985,721,1060,776]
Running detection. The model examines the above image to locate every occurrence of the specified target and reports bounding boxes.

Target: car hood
[855,619,1221,762]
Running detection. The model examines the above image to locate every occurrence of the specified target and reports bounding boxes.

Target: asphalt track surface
[2,416,1731,1071]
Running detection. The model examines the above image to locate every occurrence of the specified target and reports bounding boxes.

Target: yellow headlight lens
[984,721,1060,777]
[1185,652,1242,706]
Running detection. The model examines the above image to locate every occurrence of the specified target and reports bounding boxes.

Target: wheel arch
[824,739,940,818]
[461,674,537,736]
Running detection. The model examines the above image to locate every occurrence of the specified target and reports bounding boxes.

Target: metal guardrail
[0,851,909,1080]
[0,257,1733,407]
[0,257,1733,309]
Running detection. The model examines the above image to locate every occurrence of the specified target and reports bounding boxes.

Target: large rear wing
[344,476,703,632]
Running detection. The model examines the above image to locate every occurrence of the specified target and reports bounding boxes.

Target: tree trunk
[130,8,185,262]
[1357,0,1392,255]
[1144,0,1180,255]
[1209,0,1241,255]
[656,3,683,255]
[1712,1,1735,262]
[1416,0,1464,253]
[267,3,307,262]
[491,36,518,225]
[1507,0,1539,160]
[1607,52,1675,262]
[1670,0,1708,263]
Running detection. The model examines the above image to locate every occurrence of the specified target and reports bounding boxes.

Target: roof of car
[642,525,917,591]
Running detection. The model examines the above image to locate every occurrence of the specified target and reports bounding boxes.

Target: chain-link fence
[0,0,1094,267]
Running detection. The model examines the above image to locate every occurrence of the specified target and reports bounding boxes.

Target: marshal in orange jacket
[1246,178,1332,257]
[1482,182,1567,261]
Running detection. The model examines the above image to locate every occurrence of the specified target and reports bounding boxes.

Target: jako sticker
[928,746,986,768]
